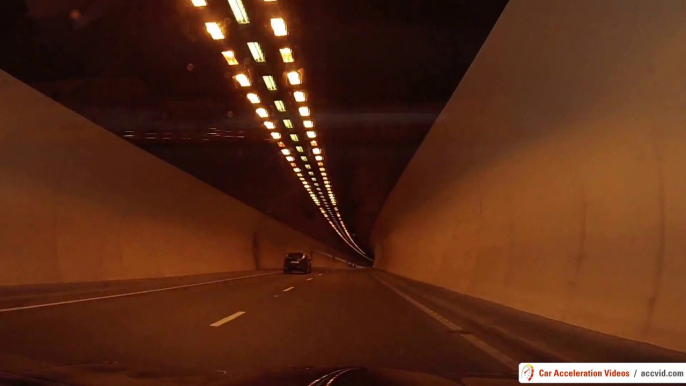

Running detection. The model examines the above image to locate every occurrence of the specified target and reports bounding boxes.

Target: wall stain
[644,146,666,335]
[561,189,587,321]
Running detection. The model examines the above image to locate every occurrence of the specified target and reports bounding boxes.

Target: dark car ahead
[283,252,312,274]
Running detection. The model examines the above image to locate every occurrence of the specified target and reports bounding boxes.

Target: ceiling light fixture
[256,108,268,118]
[221,50,239,65]
[279,48,294,63]
[247,93,260,103]
[263,76,277,90]
[235,73,251,87]
[228,0,250,24]
[247,42,266,62]
[270,18,288,36]
[205,22,224,39]
[287,71,302,85]
[293,91,306,102]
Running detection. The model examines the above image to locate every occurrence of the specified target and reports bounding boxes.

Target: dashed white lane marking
[372,275,517,371]
[0,272,280,314]
[209,311,245,327]
[307,278,313,281]
[318,274,323,276]
[283,286,295,292]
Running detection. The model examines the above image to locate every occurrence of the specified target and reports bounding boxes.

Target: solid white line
[326,368,358,385]
[307,278,313,281]
[0,272,280,314]
[372,275,517,371]
[307,368,350,386]
[283,286,295,292]
[210,311,245,327]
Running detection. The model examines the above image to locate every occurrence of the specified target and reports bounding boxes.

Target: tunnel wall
[0,70,348,286]
[371,0,686,352]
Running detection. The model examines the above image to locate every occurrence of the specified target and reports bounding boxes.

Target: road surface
[0,269,516,383]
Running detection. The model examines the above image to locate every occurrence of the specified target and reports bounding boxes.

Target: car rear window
[287,253,304,260]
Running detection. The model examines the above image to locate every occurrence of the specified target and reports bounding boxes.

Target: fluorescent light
[279,48,294,63]
[318,161,324,166]
[283,119,293,128]
[205,22,224,40]
[256,108,268,118]
[310,140,317,146]
[281,149,291,155]
[280,143,287,148]
[299,106,310,116]
[290,134,299,142]
[296,146,304,153]
[235,73,251,87]
[287,71,301,85]
[270,18,288,36]
[222,50,239,65]
[312,148,322,155]
[303,121,314,128]
[306,130,316,138]
[274,100,286,112]
[247,42,265,62]
[308,172,315,176]
[315,155,323,161]
[192,0,207,7]
[228,0,250,24]
[247,93,260,103]
[293,168,301,173]
[271,132,281,139]
[286,156,295,162]
[293,91,306,102]
[263,76,277,90]
[264,121,275,129]
[305,164,311,169]
[300,156,308,161]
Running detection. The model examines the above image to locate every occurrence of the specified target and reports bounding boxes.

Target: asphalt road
[0,269,515,384]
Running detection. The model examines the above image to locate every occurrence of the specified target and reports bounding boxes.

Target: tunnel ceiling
[3,0,506,263]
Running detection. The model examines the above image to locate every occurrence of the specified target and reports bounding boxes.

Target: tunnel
[1,0,686,385]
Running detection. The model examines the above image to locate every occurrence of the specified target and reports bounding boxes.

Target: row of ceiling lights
[191,0,370,259]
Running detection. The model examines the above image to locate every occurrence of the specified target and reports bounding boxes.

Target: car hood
[1,363,517,386]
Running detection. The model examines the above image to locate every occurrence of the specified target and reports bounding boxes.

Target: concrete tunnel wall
[0,70,351,286]
[371,0,686,352]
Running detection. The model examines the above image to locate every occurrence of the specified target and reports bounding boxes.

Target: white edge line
[307,278,313,281]
[326,368,358,385]
[210,311,246,327]
[307,368,350,386]
[0,272,280,314]
[372,274,518,371]
[283,286,295,292]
